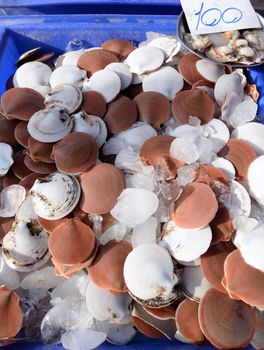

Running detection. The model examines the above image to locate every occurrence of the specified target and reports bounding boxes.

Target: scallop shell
[147,36,181,63]
[202,118,230,153]
[218,139,257,180]
[78,49,119,77]
[178,54,204,85]
[231,122,264,156]
[161,220,212,262]
[86,280,132,323]
[142,66,184,101]
[134,92,170,129]
[173,182,218,230]
[60,50,84,66]
[210,206,234,245]
[175,299,205,344]
[45,84,82,114]
[0,286,23,339]
[104,95,138,133]
[24,154,57,175]
[0,143,14,177]
[19,172,42,193]
[105,62,132,90]
[124,243,178,301]
[2,171,20,188]
[16,195,38,223]
[211,157,236,180]
[27,107,73,143]
[83,70,121,103]
[214,72,246,107]
[131,315,163,338]
[2,219,50,271]
[196,59,225,83]
[251,310,264,350]
[1,87,45,121]
[247,156,264,206]
[12,150,32,180]
[0,117,18,146]
[48,217,95,265]
[49,65,87,89]
[126,46,164,75]
[94,319,136,345]
[14,121,30,148]
[80,163,125,215]
[30,172,80,220]
[172,89,215,125]
[13,61,52,97]
[80,91,106,118]
[88,239,132,293]
[51,132,98,175]
[27,136,54,163]
[0,185,26,218]
[101,39,135,60]
[198,288,256,349]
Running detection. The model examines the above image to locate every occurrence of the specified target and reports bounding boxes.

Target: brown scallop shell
[175,299,205,344]
[178,54,203,85]
[12,150,32,179]
[133,92,170,129]
[81,91,107,118]
[19,172,42,193]
[198,288,256,349]
[14,121,30,148]
[101,39,135,60]
[172,89,215,125]
[0,115,18,146]
[24,154,57,175]
[1,87,45,121]
[48,217,95,265]
[223,249,264,309]
[78,49,119,77]
[196,164,229,188]
[140,135,184,179]
[245,83,259,103]
[51,132,98,175]
[79,163,125,214]
[0,217,15,244]
[0,286,23,340]
[38,216,67,233]
[210,206,234,245]
[192,80,215,90]
[143,302,178,320]
[218,139,257,181]
[173,182,218,229]
[101,212,117,233]
[16,47,55,66]
[125,83,143,98]
[2,170,20,188]
[88,239,132,293]
[27,137,55,163]
[71,206,93,228]
[104,95,138,133]
[200,242,235,294]
[131,316,163,339]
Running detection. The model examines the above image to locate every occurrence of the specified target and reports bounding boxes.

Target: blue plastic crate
[0,12,260,350]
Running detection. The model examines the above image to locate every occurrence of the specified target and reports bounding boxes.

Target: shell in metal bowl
[30,172,80,220]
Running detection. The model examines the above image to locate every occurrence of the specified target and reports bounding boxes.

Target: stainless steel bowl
[177,11,264,68]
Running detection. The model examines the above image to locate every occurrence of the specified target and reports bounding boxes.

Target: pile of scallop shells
[1,31,264,350]
[185,29,264,65]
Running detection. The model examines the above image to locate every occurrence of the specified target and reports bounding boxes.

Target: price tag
[180,0,262,35]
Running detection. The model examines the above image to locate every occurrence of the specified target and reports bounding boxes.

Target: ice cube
[115,147,142,174]
[0,249,20,290]
[65,39,85,52]
[20,266,64,290]
[88,214,103,238]
[176,164,196,187]
[61,329,107,350]
[125,172,156,192]
[99,222,129,245]
[159,180,182,201]
[132,217,158,247]
[188,116,201,127]
[170,138,199,164]
[229,96,258,128]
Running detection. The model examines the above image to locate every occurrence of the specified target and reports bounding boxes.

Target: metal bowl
[177,11,264,68]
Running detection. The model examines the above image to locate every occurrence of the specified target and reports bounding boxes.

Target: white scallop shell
[83,70,121,103]
[13,61,52,97]
[27,107,73,143]
[20,266,64,290]
[231,122,264,156]
[202,118,230,153]
[103,122,157,155]
[196,59,225,83]
[169,124,203,142]
[16,195,38,223]
[62,50,85,66]
[94,320,136,345]
[45,84,82,114]
[126,46,164,75]
[131,216,158,248]
[143,66,184,101]
[2,220,50,272]
[123,243,178,300]
[160,221,212,262]
[0,185,26,218]
[0,248,20,290]
[104,63,132,90]
[49,65,87,89]
[181,265,212,302]
[211,157,236,180]
[86,280,132,323]
[177,258,201,267]
[147,36,181,63]
[248,156,264,206]
[0,143,14,177]
[111,188,159,228]
[30,173,80,220]
[131,73,145,85]
[73,112,107,147]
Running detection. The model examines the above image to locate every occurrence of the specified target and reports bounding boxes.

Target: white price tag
[180,0,262,35]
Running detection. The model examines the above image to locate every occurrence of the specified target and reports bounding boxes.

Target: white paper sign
[180,0,262,35]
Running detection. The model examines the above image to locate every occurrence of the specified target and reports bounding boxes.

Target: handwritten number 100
[195,2,243,31]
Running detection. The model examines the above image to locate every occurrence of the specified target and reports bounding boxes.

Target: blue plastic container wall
[0,13,259,350]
